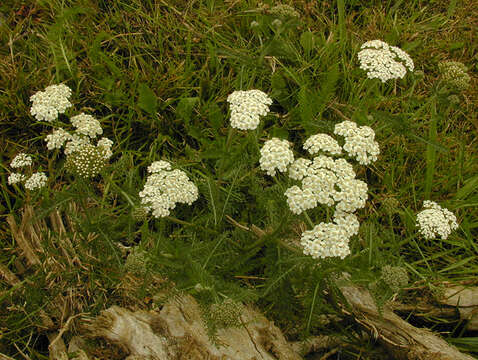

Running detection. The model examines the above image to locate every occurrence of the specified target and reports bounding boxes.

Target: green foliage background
[0,0,477,358]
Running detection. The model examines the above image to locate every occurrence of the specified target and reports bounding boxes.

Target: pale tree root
[82,294,304,360]
[338,281,476,360]
[438,286,478,331]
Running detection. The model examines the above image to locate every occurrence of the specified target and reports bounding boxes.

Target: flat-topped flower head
[416,201,458,239]
[45,128,72,150]
[300,222,352,260]
[332,178,368,213]
[96,137,114,159]
[10,153,33,168]
[70,113,103,138]
[259,138,294,176]
[227,90,273,130]
[334,121,379,165]
[381,265,409,292]
[358,40,414,82]
[284,186,317,214]
[8,173,26,185]
[288,158,311,181]
[30,84,72,122]
[148,160,172,173]
[64,134,91,156]
[284,153,366,215]
[139,161,199,218]
[24,172,47,190]
[303,134,342,156]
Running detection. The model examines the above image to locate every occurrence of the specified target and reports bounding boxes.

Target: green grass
[0,0,477,358]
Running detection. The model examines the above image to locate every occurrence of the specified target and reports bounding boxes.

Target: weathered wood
[338,281,475,360]
[438,286,478,331]
[84,295,303,360]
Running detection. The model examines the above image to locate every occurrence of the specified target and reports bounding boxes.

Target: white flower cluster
[45,121,113,160]
[273,121,380,260]
[288,158,312,181]
[24,172,48,190]
[357,40,414,82]
[285,155,366,214]
[334,121,380,165]
[7,173,26,185]
[139,161,199,218]
[30,84,72,122]
[10,153,33,168]
[70,113,103,138]
[303,134,342,155]
[300,211,360,259]
[259,138,294,176]
[8,153,47,190]
[227,90,273,130]
[416,201,458,239]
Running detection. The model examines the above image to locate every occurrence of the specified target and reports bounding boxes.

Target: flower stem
[303,211,315,228]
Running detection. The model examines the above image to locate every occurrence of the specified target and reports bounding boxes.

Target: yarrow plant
[227,90,273,130]
[357,40,414,82]
[8,153,47,190]
[416,201,458,240]
[139,160,199,218]
[30,84,115,179]
[258,120,379,260]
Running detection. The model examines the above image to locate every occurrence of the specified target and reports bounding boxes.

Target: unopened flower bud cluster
[438,61,470,92]
[8,153,47,190]
[139,161,199,218]
[30,84,72,122]
[358,40,414,82]
[416,201,458,239]
[208,299,243,329]
[125,247,149,274]
[227,90,273,130]
[268,4,300,19]
[65,143,110,179]
[381,265,409,292]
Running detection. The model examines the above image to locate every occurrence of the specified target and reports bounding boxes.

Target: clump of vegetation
[0,0,476,358]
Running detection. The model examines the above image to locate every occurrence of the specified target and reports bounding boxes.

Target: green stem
[303,211,315,228]
[165,216,220,235]
[424,97,438,199]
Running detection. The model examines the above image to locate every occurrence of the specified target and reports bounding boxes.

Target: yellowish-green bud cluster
[381,265,409,292]
[268,4,300,19]
[65,143,108,179]
[438,61,470,92]
[381,196,400,215]
[125,247,148,274]
[132,206,149,222]
[209,299,243,329]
